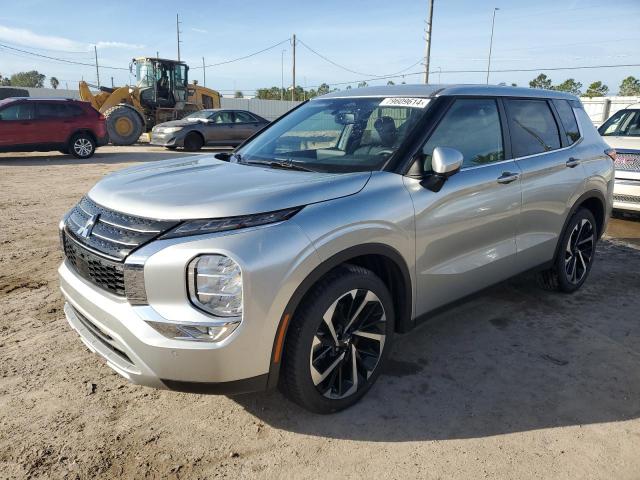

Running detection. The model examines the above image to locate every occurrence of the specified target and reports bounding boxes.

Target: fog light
[147,320,239,342]
[187,254,243,317]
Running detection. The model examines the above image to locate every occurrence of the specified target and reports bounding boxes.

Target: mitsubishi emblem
[77,214,99,239]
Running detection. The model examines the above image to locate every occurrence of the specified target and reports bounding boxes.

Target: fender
[265,242,412,389]
[552,189,607,262]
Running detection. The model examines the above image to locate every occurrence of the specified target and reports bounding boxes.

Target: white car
[599,104,640,212]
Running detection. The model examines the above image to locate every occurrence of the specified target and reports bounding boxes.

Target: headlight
[161,207,301,239]
[188,254,243,317]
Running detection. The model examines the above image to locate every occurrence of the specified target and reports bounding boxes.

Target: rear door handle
[497,172,520,184]
[566,157,581,168]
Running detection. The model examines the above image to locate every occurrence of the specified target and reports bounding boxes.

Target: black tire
[537,207,597,293]
[68,133,96,159]
[104,105,144,145]
[280,264,394,414]
[183,132,204,151]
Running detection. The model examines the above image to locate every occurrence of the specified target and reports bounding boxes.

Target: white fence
[220,98,301,120]
[582,96,640,126]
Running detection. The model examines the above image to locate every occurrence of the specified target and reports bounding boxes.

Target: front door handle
[497,172,520,184]
[566,157,581,168]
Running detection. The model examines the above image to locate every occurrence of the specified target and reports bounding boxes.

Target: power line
[193,39,290,69]
[304,62,640,89]
[0,42,129,70]
[297,39,423,79]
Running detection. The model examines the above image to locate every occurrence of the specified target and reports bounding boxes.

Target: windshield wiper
[243,159,315,172]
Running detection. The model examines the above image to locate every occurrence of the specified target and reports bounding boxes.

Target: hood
[603,136,640,152]
[155,118,205,128]
[88,156,371,220]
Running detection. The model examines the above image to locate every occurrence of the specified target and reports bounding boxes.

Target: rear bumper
[613,178,640,212]
[96,134,109,147]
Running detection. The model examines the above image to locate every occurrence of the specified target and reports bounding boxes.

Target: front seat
[353,116,397,156]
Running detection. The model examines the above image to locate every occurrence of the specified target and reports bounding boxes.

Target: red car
[0,97,108,159]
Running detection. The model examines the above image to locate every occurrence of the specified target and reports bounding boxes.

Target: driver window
[421,98,504,172]
[0,102,35,121]
[214,112,234,123]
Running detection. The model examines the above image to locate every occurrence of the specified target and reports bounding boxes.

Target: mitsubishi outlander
[59,85,614,413]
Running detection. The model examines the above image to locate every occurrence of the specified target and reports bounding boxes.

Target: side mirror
[432,147,463,176]
[421,147,464,192]
[214,152,232,161]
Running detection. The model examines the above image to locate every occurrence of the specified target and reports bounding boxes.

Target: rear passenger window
[506,99,561,157]
[553,99,580,144]
[234,111,256,123]
[421,98,504,171]
[37,103,68,118]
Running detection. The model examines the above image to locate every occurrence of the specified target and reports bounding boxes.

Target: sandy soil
[1,146,640,479]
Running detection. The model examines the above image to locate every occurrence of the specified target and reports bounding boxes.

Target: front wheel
[280,265,394,413]
[183,132,204,151]
[538,208,597,293]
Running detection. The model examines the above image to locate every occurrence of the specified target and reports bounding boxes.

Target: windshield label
[379,97,430,108]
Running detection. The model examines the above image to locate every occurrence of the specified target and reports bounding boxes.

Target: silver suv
[59,85,614,413]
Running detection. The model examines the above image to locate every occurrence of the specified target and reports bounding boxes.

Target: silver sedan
[150,109,269,151]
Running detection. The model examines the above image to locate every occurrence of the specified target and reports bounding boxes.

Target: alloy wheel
[309,289,386,399]
[564,218,595,285]
[73,138,93,157]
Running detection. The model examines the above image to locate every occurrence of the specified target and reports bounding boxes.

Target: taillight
[605,148,616,162]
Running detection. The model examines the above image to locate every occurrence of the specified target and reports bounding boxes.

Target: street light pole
[486,7,499,84]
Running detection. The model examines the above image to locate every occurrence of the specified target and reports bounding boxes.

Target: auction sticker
[379,97,430,108]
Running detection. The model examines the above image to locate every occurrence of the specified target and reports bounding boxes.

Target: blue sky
[1,0,639,95]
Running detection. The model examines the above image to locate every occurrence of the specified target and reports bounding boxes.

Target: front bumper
[58,220,321,393]
[613,177,640,212]
[149,131,184,147]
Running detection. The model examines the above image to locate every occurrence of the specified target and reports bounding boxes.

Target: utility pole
[423,0,434,84]
[281,49,286,101]
[486,8,499,84]
[176,13,182,61]
[94,45,100,87]
[291,34,296,101]
[111,77,114,88]
[202,57,206,86]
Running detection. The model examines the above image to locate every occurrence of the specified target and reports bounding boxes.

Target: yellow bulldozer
[79,57,221,145]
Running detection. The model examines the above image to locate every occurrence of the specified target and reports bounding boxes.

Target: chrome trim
[63,227,122,262]
[134,305,241,328]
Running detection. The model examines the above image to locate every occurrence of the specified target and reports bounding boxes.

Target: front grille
[613,194,640,204]
[63,233,126,295]
[65,196,178,260]
[614,151,640,172]
[63,196,179,296]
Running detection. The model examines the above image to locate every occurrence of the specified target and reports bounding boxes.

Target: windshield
[236,97,430,173]
[135,61,154,89]
[184,110,214,120]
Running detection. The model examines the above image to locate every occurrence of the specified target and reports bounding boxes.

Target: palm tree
[50,77,59,89]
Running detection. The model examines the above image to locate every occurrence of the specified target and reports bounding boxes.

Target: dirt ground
[1,146,640,480]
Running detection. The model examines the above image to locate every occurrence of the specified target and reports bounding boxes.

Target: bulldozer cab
[133,57,188,110]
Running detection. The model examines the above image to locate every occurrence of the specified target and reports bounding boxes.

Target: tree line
[527,74,640,97]
[0,70,60,89]
[3,68,640,98]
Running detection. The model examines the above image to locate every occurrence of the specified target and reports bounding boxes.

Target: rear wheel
[104,105,144,145]
[537,208,597,293]
[69,133,96,159]
[183,132,204,151]
[280,265,394,413]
